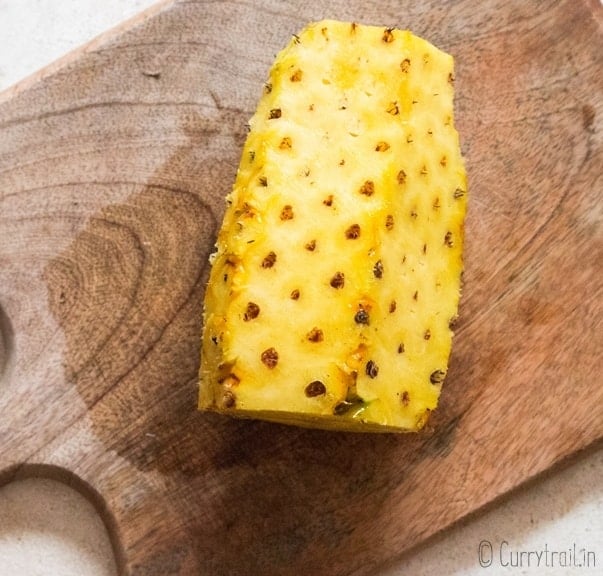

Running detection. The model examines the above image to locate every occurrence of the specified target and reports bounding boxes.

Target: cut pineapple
[199,20,467,432]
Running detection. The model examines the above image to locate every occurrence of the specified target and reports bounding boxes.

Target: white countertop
[0,2,601,575]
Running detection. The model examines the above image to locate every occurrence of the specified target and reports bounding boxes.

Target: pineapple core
[199,20,467,432]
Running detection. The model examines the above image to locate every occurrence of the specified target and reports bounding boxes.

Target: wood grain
[0,1,601,574]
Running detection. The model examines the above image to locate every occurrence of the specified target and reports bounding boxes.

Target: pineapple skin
[199,20,467,432]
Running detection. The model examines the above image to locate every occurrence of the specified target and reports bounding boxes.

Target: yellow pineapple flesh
[199,20,467,432]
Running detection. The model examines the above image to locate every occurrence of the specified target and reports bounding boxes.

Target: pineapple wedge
[199,20,467,432]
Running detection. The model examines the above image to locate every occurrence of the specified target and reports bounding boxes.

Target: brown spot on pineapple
[440,155,447,167]
[323,194,334,206]
[397,169,406,184]
[305,380,326,397]
[420,165,428,176]
[373,260,383,278]
[413,290,418,301]
[375,141,390,152]
[359,180,375,196]
[280,205,294,220]
[351,22,358,33]
[290,69,303,82]
[345,224,361,239]
[339,159,345,166]
[400,58,411,73]
[454,187,465,199]
[424,329,431,340]
[410,209,418,219]
[433,197,441,210]
[248,150,255,162]
[448,72,455,84]
[423,243,427,255]
[307,327,324,342]
[365,360,379,378]
[261,251,277,268]
[261,347,279,368]
[264,82,272,94]
[449,315,459,329]
[430,370,446,385]
[444,231,454,247]
[258,176,268,187]
[290,289,300,300]
[330,272,345,289]
[269,108,282,119]
[243,302,260,321]
[385,214,394,230]
[406,134,414,143]
[382,27,395,43]
[398,343,405,354]
[321,26,329,40]
[305,239,317,251]
[400,391,410,407]
[389,300,397,313]
[279,137,292,150]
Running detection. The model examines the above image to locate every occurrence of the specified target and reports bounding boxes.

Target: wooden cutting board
[0,1,601,574]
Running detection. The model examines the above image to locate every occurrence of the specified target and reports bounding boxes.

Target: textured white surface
[0,2,601,575]
[0,478,118,576]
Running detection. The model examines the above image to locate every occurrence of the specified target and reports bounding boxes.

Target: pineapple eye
[365,360,379,378]
[306,328,324,342]
[382,27,394,43]
[359,180,375,196]
[261,348,279,368]
[261,251,277,268]
[243,302,260,321]
[280,205,294,220]
[345,224,361,239]
[373,260,384,279]
[279,137,292,149]
[305,380,326,397]
[330,272,345,289]
[354,309,370,325]
[290,69,303,82]
[222,391,236,409]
